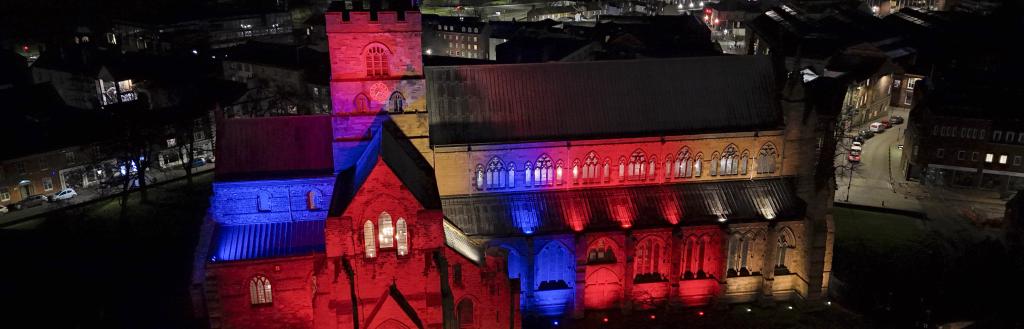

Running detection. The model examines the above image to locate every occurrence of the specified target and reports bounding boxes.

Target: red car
[848,150,862,163]
[881,118,892,129]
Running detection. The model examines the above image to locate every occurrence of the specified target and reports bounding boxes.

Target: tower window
[364,221,376,258]
[396,218,409,256]
[365,45,389,78]
[379,212,394,248]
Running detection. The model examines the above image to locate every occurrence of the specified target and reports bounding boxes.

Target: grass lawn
[0,172,214,328]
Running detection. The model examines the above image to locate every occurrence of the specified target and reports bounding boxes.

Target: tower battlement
[326,1,421,33]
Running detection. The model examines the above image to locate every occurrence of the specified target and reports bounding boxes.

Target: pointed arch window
[634,238,666,283]
[648,155,657,181]
[583,152,600,183]
[757,143,779,174]
[396,218,409,256]
[664,155,673,179]
[727,235,751,276]
[717,145,739,176]
[306,190,321,210]
[354,93,370,113]
[473,164,484,191]
[535,155,553,186]
[378,212,394,248]
[524,161,533,186]
[572,159,581,184]
[628,149,647,180]
[603,158,611,182]
[457,298,475,328]
[507,163,516,188]
[387,92,405,113]
[363,220,376,258]
[675,148,693,178]
[618,157,626,182]
[739,150,750,175]
[249,275,273,305]
[365,45,389,78]
[693,153,703,177]
[486,157,505,189]
[587,239,617,264]
[555,160,564,185]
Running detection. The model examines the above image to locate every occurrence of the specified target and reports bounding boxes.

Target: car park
[51,188,77,201]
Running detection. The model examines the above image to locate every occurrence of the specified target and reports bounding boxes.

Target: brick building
[196,1,840,328]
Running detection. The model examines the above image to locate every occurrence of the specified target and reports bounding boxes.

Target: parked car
[890,115,904,124]
[859,130,875,139]
[190,157,206,168]
[13,195,48,210]
[848,150,862,163]
[51,188,77,201]
[205,155,215,163]
[852,135,865,144]
[881,118,893,129]
[0,204,8,214]
[852,141,863,148]
[870,122,886,132]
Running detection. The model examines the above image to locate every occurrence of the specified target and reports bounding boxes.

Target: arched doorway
[584,267,622,309]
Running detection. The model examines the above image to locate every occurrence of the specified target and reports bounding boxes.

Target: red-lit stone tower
[326,0,432,170]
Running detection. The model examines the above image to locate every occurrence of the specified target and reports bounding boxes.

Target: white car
[52,188,78,201]
[852,141,863,148]
[0,204,8,214]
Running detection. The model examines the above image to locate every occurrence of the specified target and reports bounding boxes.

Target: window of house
[378,212,394,248]
[1007,132,1017,143]
[365,45,389,77]
[627,149,647,180]
[457,298,474,328]
[994,131,1002,142]
[364,221,376,258]
[936,148,944,158]
[956,151,966,160]
[0,189,10,201]
[257,190,272,212]
[249,276,273,305]
[396,218,408,256]
[453,264,462,285]
[42,177,53,191]
[985,153,994,163]
[972,152,980,162]
[1014,156,1022,166]
[1018,133,1024,144]
[999,155,1008,164]
[907,78,919,90]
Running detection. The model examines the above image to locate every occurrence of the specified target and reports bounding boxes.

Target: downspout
[342,257,359,329]
[433,251,456,329]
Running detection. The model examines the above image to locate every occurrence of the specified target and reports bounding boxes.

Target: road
[835,108,909,207]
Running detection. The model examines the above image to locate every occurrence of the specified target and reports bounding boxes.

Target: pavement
[833,108,1010,240]
[0,163,214,227]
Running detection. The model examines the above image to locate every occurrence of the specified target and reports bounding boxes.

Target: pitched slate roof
[210,220,325,262]
[441,178,803,236]
[215,115,335,180]
[328,117,442,217]
[426,56,781,146]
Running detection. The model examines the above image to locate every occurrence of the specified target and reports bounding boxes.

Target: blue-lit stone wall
[210,177,335,225]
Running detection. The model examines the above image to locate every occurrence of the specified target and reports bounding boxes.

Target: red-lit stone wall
[208,256,317,329]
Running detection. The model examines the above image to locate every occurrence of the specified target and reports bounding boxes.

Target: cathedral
[195,1,840,328]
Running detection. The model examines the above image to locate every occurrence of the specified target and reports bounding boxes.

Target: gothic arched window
[584,152,600,183]
[486,157,504,189]
[457,298,475,328]
[378,212,394,248]
[306,190,321,210]
[387,91,405,113]
[535,155,553,186]
[718,145,739,176]
[618,157,626,182]
[364,220,376,258]
[587,239,617,264]
[507,163,516,188]
[365,45,389,77]
[634,238,666,283]
[572,159,581,184]
[648,155,657,181]
[524,161,533,186]
[757,143,779,174]
[249,275,273,305]
[354,93,370,113]
[727,234,750,276]
[739,150,750,175]
[693,153,703,177]
[555,160,564,185]
[396,218,409,256]
[628,149,646,180]
[473,164,484,191]
[603,158,611,182]
[664,155,673,179]
[675,148,692,178]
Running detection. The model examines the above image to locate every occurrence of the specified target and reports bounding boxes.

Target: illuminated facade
[199,1,838,328]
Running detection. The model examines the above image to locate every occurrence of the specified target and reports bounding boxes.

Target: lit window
[387,92,405,113]
[474,165,484,190]
[0,189,9,202]
[485,157,505,189]
[396,218,408,256]
[364,221,376,258]
[633,238,666,283]
[354,94,370,112]
[507,163,516,188]
[693,154,703,177]
[365,45,389,78]
[249,276,273,305]
[985,153,994,163]
[555,160,564,184]
[582,152,600,183]
[524,161,533,185]
[681,236,707,279]
[627,149,647,180]
[999,155,1008,164]
[379,212,394,248]
[675,147,693,178]
[757,143,778,174]
[306,190,320,210]
[535,155,553,186]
